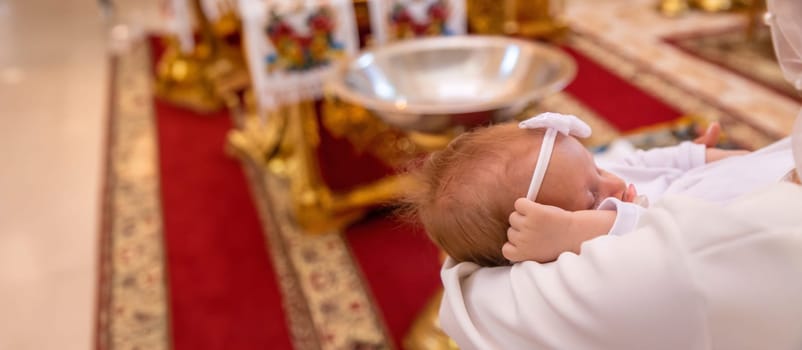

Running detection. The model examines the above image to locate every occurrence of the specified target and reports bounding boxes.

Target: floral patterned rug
[665,25,800,103]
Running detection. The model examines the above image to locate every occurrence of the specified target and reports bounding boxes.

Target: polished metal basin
[326,35,576,133]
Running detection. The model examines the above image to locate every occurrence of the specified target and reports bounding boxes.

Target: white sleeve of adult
[621,141,706,170]
[597,197,645,236]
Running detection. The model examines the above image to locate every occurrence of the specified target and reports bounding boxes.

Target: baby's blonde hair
[403,123,542,267]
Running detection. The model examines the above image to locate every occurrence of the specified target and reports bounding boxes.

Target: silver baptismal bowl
[326,35,577,134]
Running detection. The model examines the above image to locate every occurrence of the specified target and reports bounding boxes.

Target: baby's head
[404,123,536,266]
[404,119,628,267]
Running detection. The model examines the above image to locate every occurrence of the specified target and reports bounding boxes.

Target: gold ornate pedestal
[155,0,248,114]
[658,0,764,16]
[658,0,691,16]
[468,0,567,39]
[226,102,285,165]
[205,1,252,106]
[269,101,372,233]
[404,289,459,350]
[154,40,225,114]
[228,97,423,233]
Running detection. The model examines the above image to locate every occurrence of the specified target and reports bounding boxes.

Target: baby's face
[520,133,630,211]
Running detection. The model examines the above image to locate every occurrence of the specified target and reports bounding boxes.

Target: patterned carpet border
[95,41,171,350]
[663,24,801,104]
[242,160,394,349]
[571,28,781,149]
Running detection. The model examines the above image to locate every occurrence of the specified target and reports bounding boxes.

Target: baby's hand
[503,198,573,263]
[693,122,721,147]
[704,148,749,163]
[693,121,750,162]
[504,199,619,263]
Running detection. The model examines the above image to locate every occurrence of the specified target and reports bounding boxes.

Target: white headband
[519,112,592,201]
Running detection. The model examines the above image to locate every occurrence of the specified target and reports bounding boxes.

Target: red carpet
[156,101,294,350]
[562,46,681,131]
[150,35,685,349]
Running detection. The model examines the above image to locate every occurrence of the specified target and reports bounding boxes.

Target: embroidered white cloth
[167,0,195,53]
[367,0,466,45]
[238,0,359,112]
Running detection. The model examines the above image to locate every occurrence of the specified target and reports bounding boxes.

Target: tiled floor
[0,0,161,348]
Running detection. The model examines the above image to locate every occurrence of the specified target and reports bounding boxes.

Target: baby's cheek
[538,190,583,211]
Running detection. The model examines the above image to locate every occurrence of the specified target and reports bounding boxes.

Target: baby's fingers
[506,226,525,245]
[513,198,539,216]
[623,184,638,203]
[502,242,524,263]
[514,197,566,220]
[693,122,721,147]
[508,211,527,229]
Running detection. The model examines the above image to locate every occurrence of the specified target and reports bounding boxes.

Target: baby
[404,112,749,266]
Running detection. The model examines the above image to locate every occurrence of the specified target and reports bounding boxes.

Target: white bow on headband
[519,112,592,201]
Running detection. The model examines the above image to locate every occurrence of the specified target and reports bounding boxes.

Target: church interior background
[1,0,798,349]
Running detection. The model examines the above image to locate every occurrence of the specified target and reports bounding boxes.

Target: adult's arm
[440,183,802,350]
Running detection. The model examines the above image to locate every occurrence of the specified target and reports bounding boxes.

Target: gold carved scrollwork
[403,289,460,350]
[154,36,225,114]
[228,97,418,233]
[155,0,249,114]
[468,0,567,39]
[322,95,423,168]
[203,0,251,108]
[658,0,766,17]
[467,0,506,34]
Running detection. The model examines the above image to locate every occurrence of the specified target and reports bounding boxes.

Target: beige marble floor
[0,0,161,349]
[0,0,106,348]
